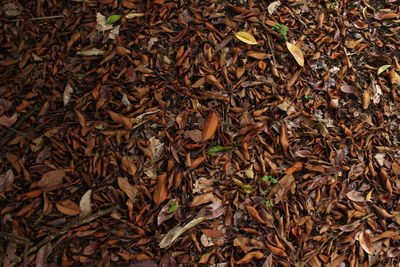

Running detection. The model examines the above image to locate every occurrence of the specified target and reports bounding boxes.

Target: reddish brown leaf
[202,112,218,141]
[56,199,81,216]
[359,231,374,255]
[38,169,65,191]
[236,251,264,264]
[153,173,167,205]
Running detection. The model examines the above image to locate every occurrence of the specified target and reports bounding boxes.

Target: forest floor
[1,0,400,266]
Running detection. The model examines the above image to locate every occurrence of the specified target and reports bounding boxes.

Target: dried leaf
[125,13,145,19]
[79,189,92,218]
[0,113,17,127]
[267,1,281,15]
[159,217,205,248]
[235,31,258,45]
[347,191,365,202]
[96,13,113,32]
[158,199,178,225]
[196,203,226,220]
[234,236,266,253]
[118,177,138,202]
[153,173,168,205]
[340,84,362,97]
[63,82,74,106]
[38,169,65,191]
[56,199,81,216]
[0,169,14,192]
[202,112,218,141]
[36,243,52,267]
[2,240,17,267]
[190,192,221,207]
[359,231,374,255]
[107,110,132,129]
[237,251,264,264]
[286,42,304,67]
[77,48,105,56]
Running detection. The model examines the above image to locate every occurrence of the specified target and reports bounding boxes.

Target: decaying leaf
[236,251,264,264]
[268,1,281,15]
[0,113,17,127]
[77,48,105,56]
[359,231,374,255]
[96,13,114,32]
[233,236,266,253]
[125,13,145,19]
[159,217,205,248]
[0,169,14,192]
[286,42,304,67]
[153,173,168,205]
[235,31,258,45]
[36,243,53,267]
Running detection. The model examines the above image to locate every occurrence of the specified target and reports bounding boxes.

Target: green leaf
[270,178,278,183]
[207,146,233,155]
[106,15,121,24]
[262,175,272,182]
[272,23,288,40]
[377,65,391,75]
[264,199,274,207]
[167,201,178,214]
[242,184,254,193]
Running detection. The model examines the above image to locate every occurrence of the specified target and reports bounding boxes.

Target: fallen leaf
[235,31,258,45]
[125,13,145,19]
[237,251,264,264]
[77,48,105,56]
[118,177,138,202]
[36,243,52,267]
[196,203,226,220]
[202,112,218,141]
[340,84,362,97]
[347,191,365,202]
[0,113,17,127]
[184,129,203,143]
[63,82,74,106]
[0,169,14,192]
[56,199,81,216]
[268,1,281,15]
[96,13,114,32]
[158,199,179,226]
[233,236,266,253]
[247,51,270,59]
[105,15,121,24]
[79,189,92,218]
[107,110,132,129]
[3,240,17,267]
[359,231,374,255]
[207,146,233,155]
[148,137,164,162]
[38,169,65,191]
[286,42,304,67]
[153,173,168,205]
[159,217,205,248]
[190,192,221,207]
[377,64,391,75]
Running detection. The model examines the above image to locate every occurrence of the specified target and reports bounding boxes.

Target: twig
[11,15,64,22]
[13,205,118,265]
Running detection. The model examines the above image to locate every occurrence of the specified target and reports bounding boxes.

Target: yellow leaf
[125,13,145,19]
[286,42,304,67]
[235,31,258,45]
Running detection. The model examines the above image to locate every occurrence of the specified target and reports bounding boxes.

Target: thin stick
[11,15,64,22]
[13,205,118,264]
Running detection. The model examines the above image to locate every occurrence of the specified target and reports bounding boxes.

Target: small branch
[13,205,118,265]
[11,15,64,22]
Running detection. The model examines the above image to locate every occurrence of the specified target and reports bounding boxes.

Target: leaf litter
[1,0,400,266]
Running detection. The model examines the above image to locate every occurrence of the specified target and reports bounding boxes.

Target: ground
[0,0,400,266]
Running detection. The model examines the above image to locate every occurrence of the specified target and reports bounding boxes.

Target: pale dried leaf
[79,189,92,218]
[268,1,281,15]
[359,231,374,255]
[286,42,304,67]
[77,48,105,56]
[159,217,205,248]
[63,82,74,106]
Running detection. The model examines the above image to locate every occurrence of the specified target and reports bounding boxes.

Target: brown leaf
[107,110,132,129]
[0,113,17,127]
[0,169,14,192]
[206,75,224,89]
[159,217,205,248]
[236,251,264,264]
[196,203,226,220]
[359,231,374,255]
[36,243,52,267]
[38,169,65,191]
[190,192,221,207]
[246,206,267,224]
[279,124,289,152]
[247,51,271,59]
[346,191,365,202]
[153,173,167,205]
[184,129,203,143]
[340,84,362,97]
[285,162,303,175]
[233,236,266,253]
[202,112,218,141]
[56,199,81,216]
[118,177,138,202]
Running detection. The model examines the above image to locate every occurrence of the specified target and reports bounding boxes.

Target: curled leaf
[202,112,218,141]
[235,31,258,45]
[125,13,144,19]
[286,42,304,67]
[159,217,205,248]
